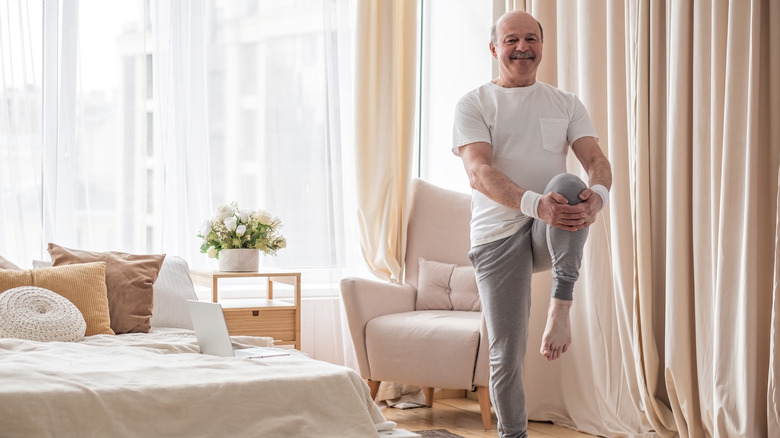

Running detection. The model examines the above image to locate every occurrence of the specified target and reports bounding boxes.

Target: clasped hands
[537,188,602,231]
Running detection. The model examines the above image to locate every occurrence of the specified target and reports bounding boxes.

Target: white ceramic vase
[218,248,260,272]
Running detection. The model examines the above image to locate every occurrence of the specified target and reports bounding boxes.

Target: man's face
[490,12,543,85]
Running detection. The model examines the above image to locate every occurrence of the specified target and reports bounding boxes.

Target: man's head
[489,10,544,87]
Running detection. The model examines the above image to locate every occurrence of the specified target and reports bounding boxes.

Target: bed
[0,250,393,438]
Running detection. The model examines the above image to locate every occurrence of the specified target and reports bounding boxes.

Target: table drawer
[223,308,296,341]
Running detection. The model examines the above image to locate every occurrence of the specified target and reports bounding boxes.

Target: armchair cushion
[416,258,481,311]
[365,310,482,390]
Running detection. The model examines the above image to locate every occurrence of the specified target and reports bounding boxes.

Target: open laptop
[186,300,290,358]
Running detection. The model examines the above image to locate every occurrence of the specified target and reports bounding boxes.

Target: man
[451,10,612,438]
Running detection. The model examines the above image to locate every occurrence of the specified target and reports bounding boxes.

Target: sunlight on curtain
[10,0,360,278]
[40,0,148,254]
[0,0,43,266]
[153,0,212,261]
[353,0,418,283]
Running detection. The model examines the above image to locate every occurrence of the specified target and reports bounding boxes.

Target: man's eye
[506,38,517,44]
[527,38,537,42]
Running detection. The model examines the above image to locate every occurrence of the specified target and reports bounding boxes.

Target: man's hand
[578,187,603,226]
[537,191,586,231]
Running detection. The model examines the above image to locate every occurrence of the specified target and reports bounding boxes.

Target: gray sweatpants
[468,173,589,438]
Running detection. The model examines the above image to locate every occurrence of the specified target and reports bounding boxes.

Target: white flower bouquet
[197,202,287,258]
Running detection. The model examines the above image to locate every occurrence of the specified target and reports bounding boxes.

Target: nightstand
[188,269,301,349]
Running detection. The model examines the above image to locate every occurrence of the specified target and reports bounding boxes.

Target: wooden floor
[381,397,598,438]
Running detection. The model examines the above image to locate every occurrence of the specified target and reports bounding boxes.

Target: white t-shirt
[452,81,598,247]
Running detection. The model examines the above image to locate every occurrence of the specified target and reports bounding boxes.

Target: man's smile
[509,51,535,60]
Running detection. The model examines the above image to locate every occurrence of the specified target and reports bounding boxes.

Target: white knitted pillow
[0,286,87,342]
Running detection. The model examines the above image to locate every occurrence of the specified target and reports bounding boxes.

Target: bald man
[452,10,612,438]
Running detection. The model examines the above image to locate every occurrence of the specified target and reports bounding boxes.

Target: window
[0,0,358,282]
[417,0,493,193]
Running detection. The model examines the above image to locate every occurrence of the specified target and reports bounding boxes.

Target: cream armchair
[341,178,492,429]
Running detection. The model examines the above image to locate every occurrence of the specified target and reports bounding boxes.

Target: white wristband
[520,190,542,219]
[590,184,609,211]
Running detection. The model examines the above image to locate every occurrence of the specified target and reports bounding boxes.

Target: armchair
[341,179,492,429]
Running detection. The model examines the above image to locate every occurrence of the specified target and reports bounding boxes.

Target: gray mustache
[509,51,534,59]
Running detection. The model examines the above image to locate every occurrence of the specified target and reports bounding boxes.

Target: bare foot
[540,298,573,361]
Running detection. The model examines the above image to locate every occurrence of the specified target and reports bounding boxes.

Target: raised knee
[545,173,587,205]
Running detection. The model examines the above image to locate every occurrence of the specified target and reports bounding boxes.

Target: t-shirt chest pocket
[539,118,569,154]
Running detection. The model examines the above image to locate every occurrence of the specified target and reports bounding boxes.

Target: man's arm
[458,141,524,209]
[458,142,587,231]
[571,136,612,224]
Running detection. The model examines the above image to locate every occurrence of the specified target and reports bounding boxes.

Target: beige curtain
[353,0,418,283]
[513,0,780,437]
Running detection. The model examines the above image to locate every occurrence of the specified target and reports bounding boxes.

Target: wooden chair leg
[476,386,492,430]
[367,380,381,400]
[422,386,435,407]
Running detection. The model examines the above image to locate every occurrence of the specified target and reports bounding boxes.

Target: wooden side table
[188,270,301,349]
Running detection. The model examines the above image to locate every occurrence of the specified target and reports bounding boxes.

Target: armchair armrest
[340,277,416,379]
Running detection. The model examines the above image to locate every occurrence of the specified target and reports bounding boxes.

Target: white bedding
[0,328,390,438]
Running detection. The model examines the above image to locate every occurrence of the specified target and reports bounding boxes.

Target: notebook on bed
[186,300,290,358]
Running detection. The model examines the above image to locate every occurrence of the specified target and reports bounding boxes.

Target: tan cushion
[416,258,480,311]
[450,265,480,311]
[366,310,482,389]
[416,258,454,310]
[0,262,113,336]
[48,243,165,334]
[0,255,20,270]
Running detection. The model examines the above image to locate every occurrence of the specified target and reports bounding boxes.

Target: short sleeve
[452,93,492,155]
[567,96,599,145]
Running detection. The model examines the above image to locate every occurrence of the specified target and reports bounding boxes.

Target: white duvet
[0,329,390,438]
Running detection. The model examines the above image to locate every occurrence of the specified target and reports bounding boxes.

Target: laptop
[186,300,290,358]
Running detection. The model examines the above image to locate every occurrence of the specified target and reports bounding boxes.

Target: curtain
[153,0,212,263]
[507,0,780,436]
[0,0,44,265]
[628,1,779,436]
[353,0,418,283]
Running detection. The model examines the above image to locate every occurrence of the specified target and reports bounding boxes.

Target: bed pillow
[48,243,165,334]
[32,260,52,268]
[151,255,197,330]
[0,286,87,342]
[0,262,113,336]
[415,258,481,311]
[0,255,20,270]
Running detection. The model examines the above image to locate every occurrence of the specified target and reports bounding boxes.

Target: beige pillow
[415,258,454,310]
[48,243,165,334]
[415,258,481,312]
[0,255,20,270]
[450,265,481,311]
[0,262,113,336]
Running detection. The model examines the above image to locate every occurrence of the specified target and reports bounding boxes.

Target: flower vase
[218,249,260,272]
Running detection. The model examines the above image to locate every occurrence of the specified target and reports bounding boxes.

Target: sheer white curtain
[153,0,212,262]
[0,0,43,266]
